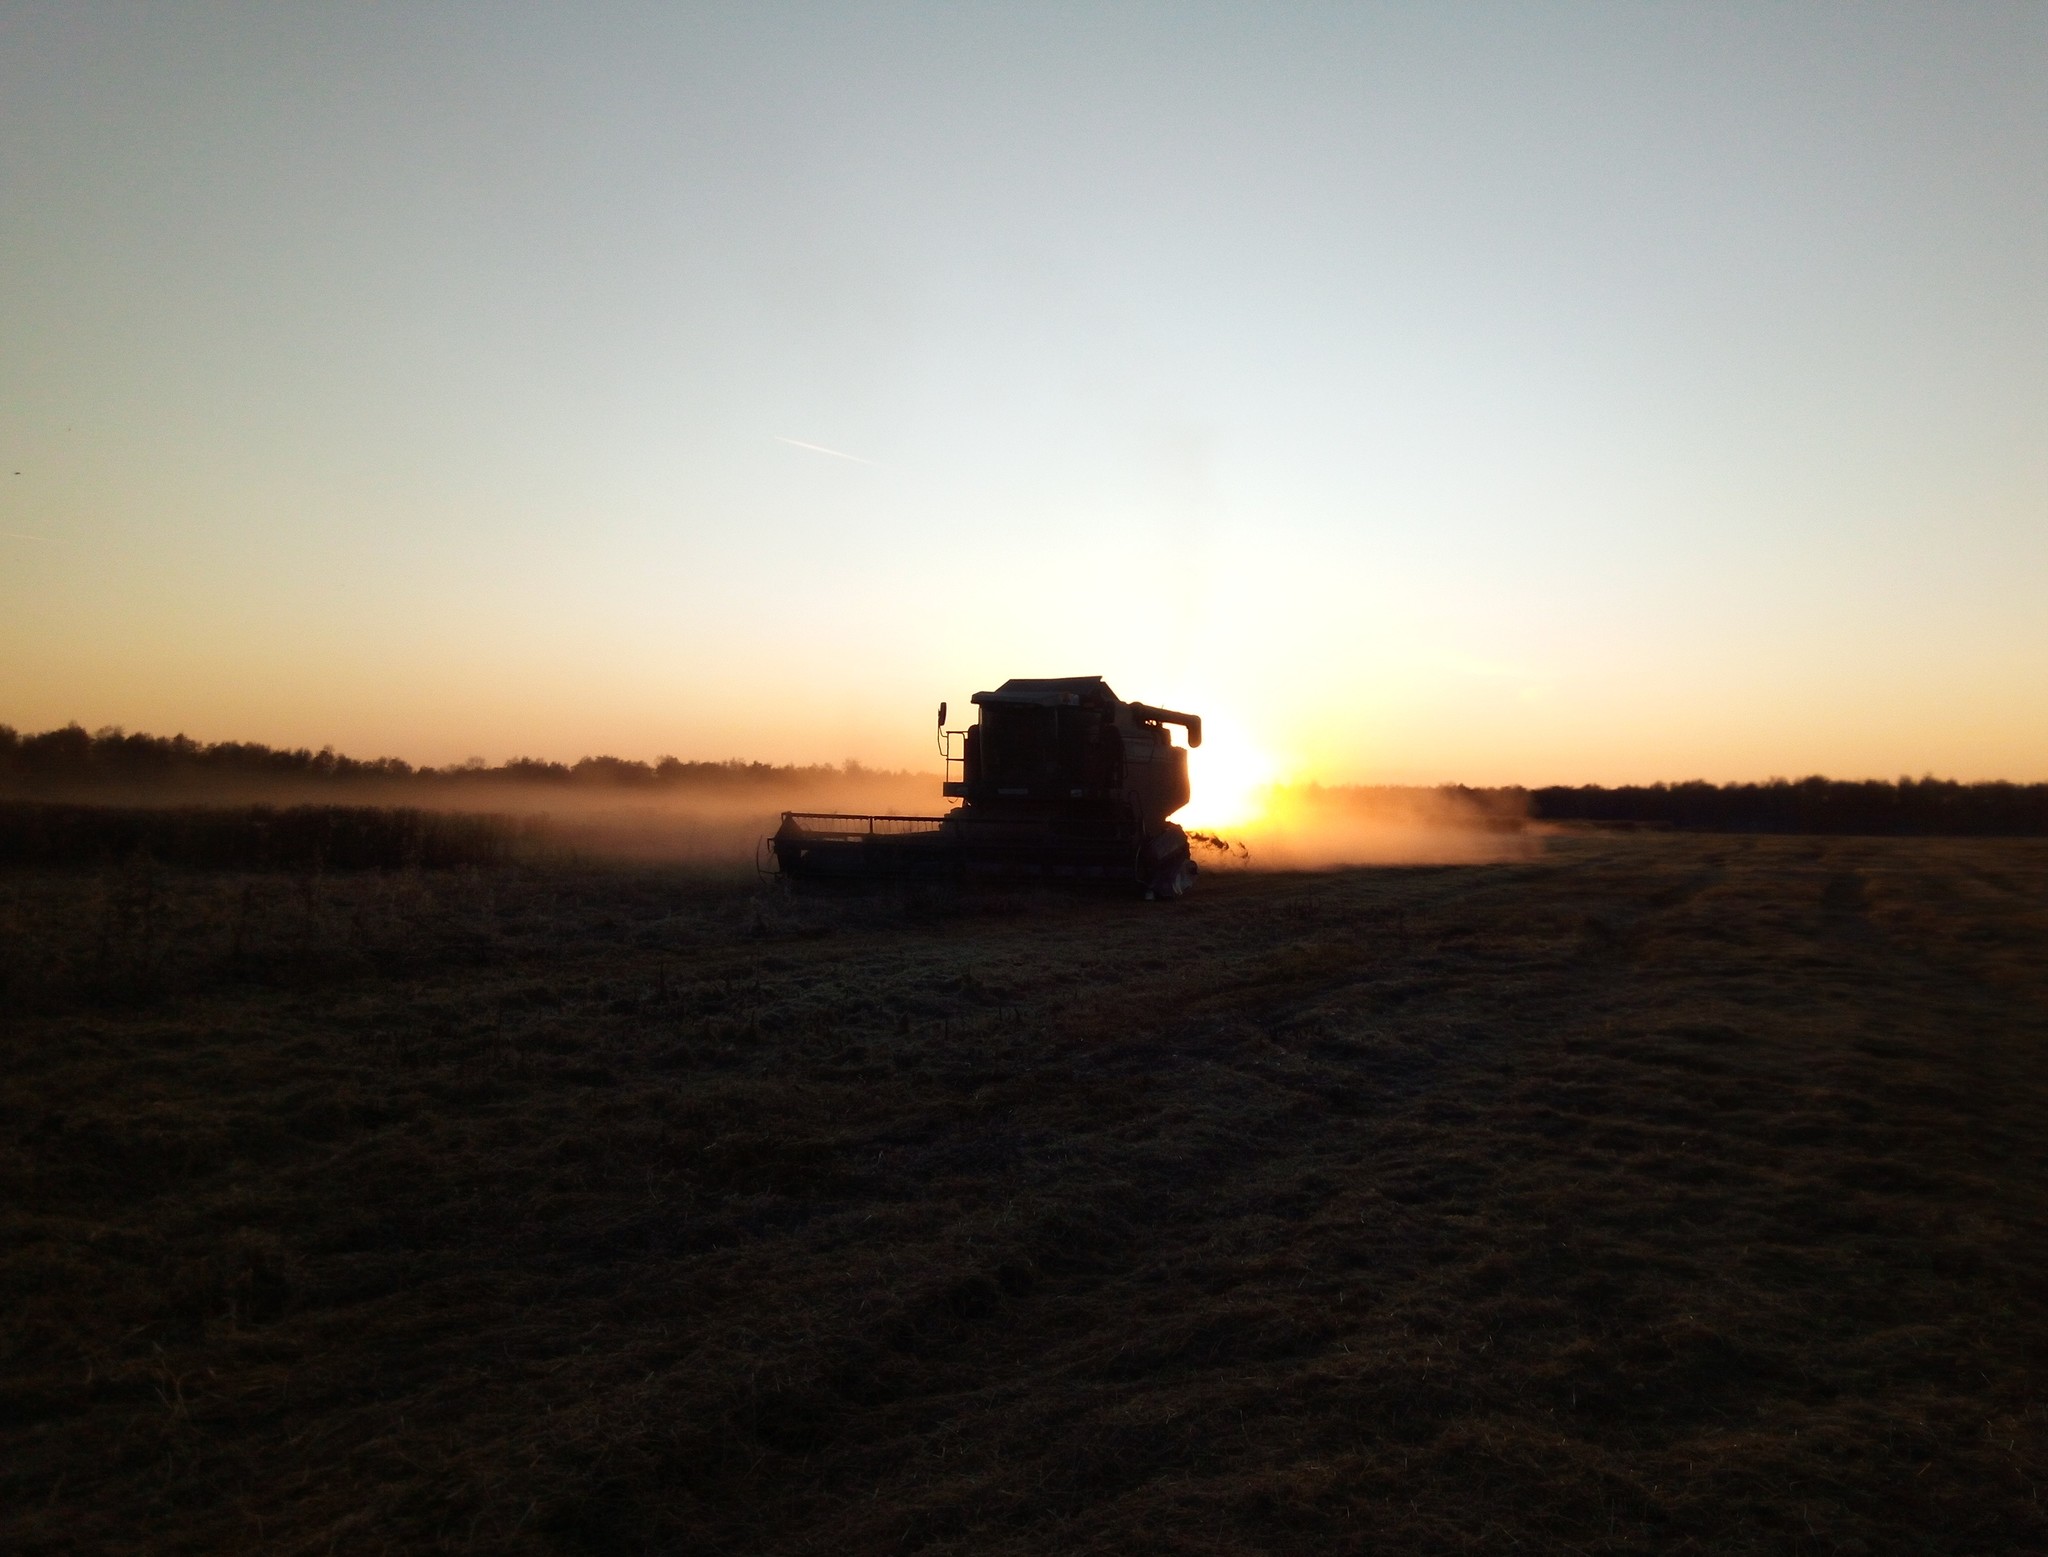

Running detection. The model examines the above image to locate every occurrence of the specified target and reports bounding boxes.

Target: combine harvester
[770,676,1204,897]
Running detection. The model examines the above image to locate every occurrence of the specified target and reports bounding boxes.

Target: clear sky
[3,3,2044,785]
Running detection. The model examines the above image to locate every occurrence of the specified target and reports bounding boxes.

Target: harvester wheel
[1147,856,1197,900]
[1140,828,1197,900]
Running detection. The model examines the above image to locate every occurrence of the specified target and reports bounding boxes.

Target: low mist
[475,770,942,865]
[1201,784,1535,871]
[0,724,946,868]
[0,726,1552,872]
[47,774,946,870]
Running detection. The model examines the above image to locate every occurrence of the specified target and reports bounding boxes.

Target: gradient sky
[3,3,2044,784]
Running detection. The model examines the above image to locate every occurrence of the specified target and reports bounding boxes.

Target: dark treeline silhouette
[0,802,515,871]
[8,726,2047,836]
[1529,777,2048,836]
[0,724,876,794]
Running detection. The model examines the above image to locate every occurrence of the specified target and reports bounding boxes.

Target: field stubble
[2,835,2046,1553]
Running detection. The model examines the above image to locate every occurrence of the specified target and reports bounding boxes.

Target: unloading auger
[769,676,1203,897]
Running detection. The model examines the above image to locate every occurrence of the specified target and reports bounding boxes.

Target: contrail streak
[1,530,56,543]
[774,436,883,467]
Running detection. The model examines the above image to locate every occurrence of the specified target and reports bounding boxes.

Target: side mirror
[936,701,948,728]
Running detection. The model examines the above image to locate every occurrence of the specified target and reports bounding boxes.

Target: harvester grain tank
[769,677,1204,896]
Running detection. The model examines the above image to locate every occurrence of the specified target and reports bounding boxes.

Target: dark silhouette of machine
[769,677,1204,896]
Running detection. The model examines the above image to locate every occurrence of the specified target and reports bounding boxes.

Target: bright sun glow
[1178,717,1281,834]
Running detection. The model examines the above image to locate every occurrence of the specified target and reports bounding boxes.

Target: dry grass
[3,835,2046,1553]
[0,802,519,873]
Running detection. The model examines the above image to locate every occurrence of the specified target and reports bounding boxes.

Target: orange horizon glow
[3,689,2046,795]
[3,10,2043,789]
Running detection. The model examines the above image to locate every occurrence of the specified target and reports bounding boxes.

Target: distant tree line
[1526,778,2048,836]
[7,726,2046,835]
[0,724,877,794]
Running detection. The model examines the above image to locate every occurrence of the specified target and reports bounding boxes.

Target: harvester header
[770,677,1204,897]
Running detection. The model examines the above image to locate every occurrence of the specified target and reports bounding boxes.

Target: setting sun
[1179,715,1280,834]
[7,9,2048,1552]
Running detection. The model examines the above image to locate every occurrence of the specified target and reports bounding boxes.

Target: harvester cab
[771,676,1204,896]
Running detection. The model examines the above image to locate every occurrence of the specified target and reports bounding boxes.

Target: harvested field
[3,834,2046,1553]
